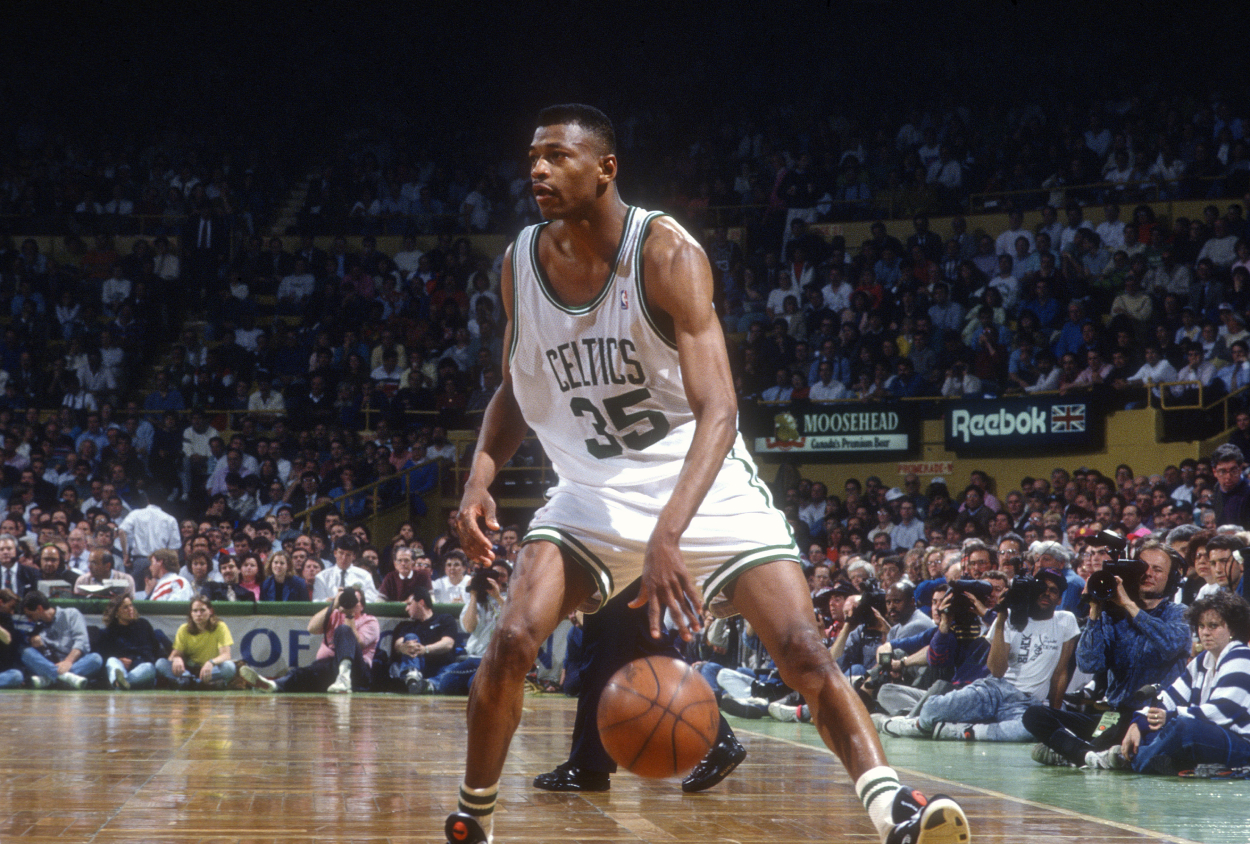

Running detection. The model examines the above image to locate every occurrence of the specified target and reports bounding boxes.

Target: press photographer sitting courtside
[1024,536,1191,766]
[879,569,1079,741]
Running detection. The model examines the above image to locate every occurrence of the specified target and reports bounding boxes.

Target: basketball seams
[598,657,718,778]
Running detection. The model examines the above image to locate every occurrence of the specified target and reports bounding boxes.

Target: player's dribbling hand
[631,536,703,642]
[457,489,499,567]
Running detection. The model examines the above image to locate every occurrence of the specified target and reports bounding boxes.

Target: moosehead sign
[944,395,1104,456]
[752,404,919,461]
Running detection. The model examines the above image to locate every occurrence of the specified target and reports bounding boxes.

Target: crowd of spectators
[318,91,1250,243]
[728,200,1250,423]
[683,443,1250,777]
[0,128,286,239]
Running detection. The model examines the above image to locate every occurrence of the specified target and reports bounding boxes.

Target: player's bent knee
[485,620,545,678]
[771,626,837,693]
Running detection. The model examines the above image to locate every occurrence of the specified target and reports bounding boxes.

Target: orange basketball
[596,656,719,778]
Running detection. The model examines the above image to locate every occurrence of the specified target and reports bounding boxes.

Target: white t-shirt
[432,576,469,604]
[1003,610,1079,701]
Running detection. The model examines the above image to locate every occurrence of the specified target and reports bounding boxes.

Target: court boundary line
[736,726,1204,844]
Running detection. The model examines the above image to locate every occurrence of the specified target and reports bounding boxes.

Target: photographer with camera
[239,584,380,694]
[875,582,996,725]
[832,584,889,678]
[883,569,1079,741]
[1029,541,1085,614]
[411,566,505,695]
[857,584,935,693]
[1024,539,1191,766]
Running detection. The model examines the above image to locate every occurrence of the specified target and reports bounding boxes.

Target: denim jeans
[0,668,23,688]
[22,649,104,683]
[1133,715,1250,774]
[917,676,1035,741]
[391,633,430,677]
[156,657,237,688]
[426,657,481,694]
[106,657,157,689]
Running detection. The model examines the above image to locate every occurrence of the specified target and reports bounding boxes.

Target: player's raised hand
[632,534,704,641]
[457,491,499,567]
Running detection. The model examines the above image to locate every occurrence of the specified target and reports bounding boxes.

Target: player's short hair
[537,103,616,154]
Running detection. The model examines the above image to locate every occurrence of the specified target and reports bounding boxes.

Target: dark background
[5,1,1248,168]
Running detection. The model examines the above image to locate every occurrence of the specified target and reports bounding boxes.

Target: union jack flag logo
[1051,404,1086,433]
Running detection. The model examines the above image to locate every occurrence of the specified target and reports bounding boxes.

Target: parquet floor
[0,692,1207,843]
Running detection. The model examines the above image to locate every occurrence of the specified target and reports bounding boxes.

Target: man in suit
[0,535,38,598]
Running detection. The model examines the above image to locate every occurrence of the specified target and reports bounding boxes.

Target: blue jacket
[1075,599,1190,708]
[260,575,310,602]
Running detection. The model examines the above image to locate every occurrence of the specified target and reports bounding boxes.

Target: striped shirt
[1142,642,1250,737]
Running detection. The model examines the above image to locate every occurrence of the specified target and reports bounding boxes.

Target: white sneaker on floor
[880,716,929,738]
[108,663,129,690]
[238,664,278,692]
[59,672,88,690]
[1085,745,1131,770]
[29,676,49,689]
[931,722,976,741]
[327,671,352,694]
[768,700,805,722]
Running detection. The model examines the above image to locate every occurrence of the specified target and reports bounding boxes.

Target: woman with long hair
[261,551,309,601]
[97,594,163,689]
[155,597,237,689]
[237,552,263,601]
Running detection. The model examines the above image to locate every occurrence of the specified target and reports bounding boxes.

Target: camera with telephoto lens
[949,579,994,628]
[467,567,499,599]
[1002,574,1035,630]
[849,586,887,629]
[1086,559,1147,603]
[337,586,358,610]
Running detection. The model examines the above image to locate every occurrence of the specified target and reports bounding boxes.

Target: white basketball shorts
[523,452,800,614]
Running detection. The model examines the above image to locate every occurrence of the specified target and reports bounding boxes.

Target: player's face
[529,123,613,219]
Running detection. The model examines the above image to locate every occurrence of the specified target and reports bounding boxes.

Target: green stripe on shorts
[702,544,801,604]
[523,527,616,605]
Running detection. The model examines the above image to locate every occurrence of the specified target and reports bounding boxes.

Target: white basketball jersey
[509,207,699,488]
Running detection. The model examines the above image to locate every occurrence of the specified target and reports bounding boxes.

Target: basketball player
[445,104,969,844]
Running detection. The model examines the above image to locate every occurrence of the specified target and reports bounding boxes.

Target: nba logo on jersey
[620,288,629,309]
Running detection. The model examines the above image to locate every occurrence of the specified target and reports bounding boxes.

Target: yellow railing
[1150,380,1248,426]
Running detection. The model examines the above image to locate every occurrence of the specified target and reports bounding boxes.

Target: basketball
[596,656,720,778]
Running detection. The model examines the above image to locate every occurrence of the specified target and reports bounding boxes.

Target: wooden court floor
[0,691,1210,844]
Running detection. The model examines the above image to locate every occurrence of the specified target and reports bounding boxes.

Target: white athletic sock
[337,659,351,681]
[855,765,902,839]
[458,782,497,842]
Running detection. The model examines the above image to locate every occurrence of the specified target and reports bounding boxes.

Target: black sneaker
[445,812,489,844]
[532,761,610,792]
[885,787,970,844]
[682,734,747,793]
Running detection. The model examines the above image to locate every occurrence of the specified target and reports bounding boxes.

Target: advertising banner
[750,403,920,461]
[944,394,1104,456]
